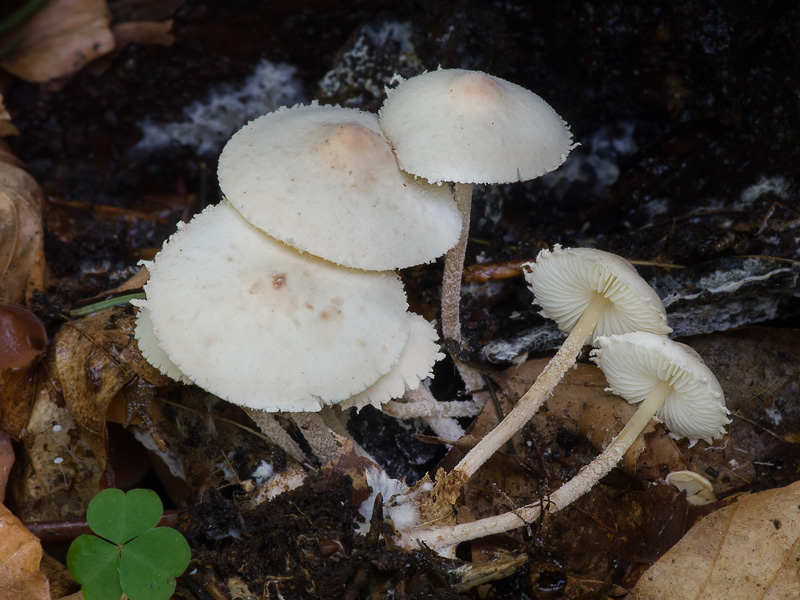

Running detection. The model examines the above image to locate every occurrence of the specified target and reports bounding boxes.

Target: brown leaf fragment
[0,0,115,83]
[8,353,102,521]
[0,503,49,600]
[0,164,44,304]
[112,19,174,48]
[630,480,800,600]
[0,95,18,137]
[0,432,13,503]
[54,306,170,438]
[0,365,38,439]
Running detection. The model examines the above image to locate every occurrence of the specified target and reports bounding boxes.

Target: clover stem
[454,293,611,479]
[405,380,673,552]
[440,182,473,350]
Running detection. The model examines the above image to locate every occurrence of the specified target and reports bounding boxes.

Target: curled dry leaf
[52,306,171,473]
[54,306,170,436]
[631,480,800,600]
[0,0,114,83]
[0,503,50,600]
[0,164,43,304]
[7,347,103,521]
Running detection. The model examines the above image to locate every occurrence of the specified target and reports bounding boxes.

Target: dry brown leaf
[40,553,79,599]
[630,480,800,599]
[0,432,13,503]
[0,503,50,600]
[0,163,43,304]
[0,366,38,439]
[54,306,171,435]
[7,348,103,521]
[0,95,18,137]
[112,19,174,48]
[0,0,115,83]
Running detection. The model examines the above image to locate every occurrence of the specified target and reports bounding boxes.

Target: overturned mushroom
[453,245,672,480]
[379,69,574,348]
[218,102,461,271]
[401,333,729,553]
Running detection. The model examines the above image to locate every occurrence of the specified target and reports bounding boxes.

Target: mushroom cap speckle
[339,312,444,411]
[137,200,410,411]
[592,332,730,444]
[525,245,672,342]
[218,103,461,270]
[379,69,574,185]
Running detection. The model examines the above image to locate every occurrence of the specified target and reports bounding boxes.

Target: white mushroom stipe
[137,200,410,412]
[379,69,574,347]
[453,245,672,480]
[402,333,729,553]
[218,102,461,271]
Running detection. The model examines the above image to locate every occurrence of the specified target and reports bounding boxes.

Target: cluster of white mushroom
[397,245,732,553]
[133,68,575,426]
[133,104,460,416]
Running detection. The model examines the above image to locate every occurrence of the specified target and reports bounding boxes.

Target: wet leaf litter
[1,1,799,599]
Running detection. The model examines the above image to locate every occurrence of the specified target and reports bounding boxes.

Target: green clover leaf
[87,488,163,545]
[67,488,191,600]
[66,535,123,600]
[120,528,191,600]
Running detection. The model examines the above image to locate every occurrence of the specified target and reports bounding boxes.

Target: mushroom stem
[440,182,474,350]
[403,380,673,552]
[454,293,611,479]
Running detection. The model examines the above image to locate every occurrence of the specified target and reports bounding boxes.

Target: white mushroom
[665,470,717,505]
[218,102,461,271]
[453,245,672,479]
[338,313,444,411]
[379,69,574,346]
[132,306,192,384]
[400,333,730,553]
[133,200,411,412]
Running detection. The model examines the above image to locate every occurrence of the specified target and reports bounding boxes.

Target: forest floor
[0,1,799,599]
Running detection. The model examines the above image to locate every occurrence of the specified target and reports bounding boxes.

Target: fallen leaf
[111,19,174,48]
[0,95,18,137]
[0,164,44,304]
[54,306,171,434]
[0,503,50,600]
[0,365,38,439]
[7,350,103,521]
[0,0,115,83]
[0,432,12,504]
[630,480,800,599]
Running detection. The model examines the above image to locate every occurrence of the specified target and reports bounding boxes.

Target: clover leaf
[67,489,191,600]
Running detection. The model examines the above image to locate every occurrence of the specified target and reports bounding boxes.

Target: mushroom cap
[218,103,461,270]
[592,332,730,443]
[525,245,672,343]
[379,69,573,185]
[132,305,192,384]
[338,312,444,411]
[137,200,410,412]
[665,470,717,505]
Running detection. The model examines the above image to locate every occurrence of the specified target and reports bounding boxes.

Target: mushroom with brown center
[218,102,462,271]
[379,69,574,348]
[452,245,672,480]
[132,200,419,412]
[400,332,730,552]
